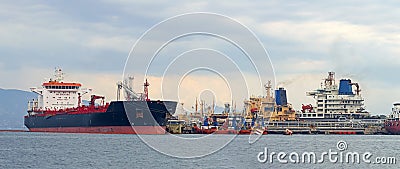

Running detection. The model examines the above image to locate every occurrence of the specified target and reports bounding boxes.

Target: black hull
[24,101,177,129]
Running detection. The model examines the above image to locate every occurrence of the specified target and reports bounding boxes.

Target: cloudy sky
[1,1,399,115]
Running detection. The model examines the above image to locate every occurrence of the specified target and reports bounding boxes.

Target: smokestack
[275,87,288,106]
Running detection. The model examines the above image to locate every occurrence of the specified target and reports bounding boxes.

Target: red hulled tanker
[384,103,400,134]
[24,68,177,134]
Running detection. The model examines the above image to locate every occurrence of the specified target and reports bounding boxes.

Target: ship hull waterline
[24,101,177,135]
[28,126,166,134]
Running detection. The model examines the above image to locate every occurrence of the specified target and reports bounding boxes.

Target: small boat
[284,129,293,135]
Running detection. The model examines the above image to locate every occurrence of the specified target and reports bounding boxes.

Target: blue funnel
[339,79,353,95]
[275,88,288,106]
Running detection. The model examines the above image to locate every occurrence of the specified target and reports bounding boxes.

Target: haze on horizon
[1,1,400,115]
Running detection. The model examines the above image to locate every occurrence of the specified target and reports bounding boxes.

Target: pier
[265,120,385,134]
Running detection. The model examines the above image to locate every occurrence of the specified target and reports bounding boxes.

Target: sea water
[0,132,399,169]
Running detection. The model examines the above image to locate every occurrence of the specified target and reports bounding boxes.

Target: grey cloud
[1,1,400,114]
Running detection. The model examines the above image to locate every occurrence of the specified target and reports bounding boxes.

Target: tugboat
[284,129,293,135]
[384,103,400,134]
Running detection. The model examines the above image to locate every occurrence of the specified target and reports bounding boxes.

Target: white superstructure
[299,72,369,119]
[28,68,91,111]
[388,103,400,120]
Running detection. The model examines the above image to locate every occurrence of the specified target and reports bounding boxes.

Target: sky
[1,0,400,115]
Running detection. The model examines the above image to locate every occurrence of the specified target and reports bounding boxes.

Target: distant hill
[0,88,37,129]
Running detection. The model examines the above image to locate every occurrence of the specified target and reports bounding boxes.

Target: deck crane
[117,76,148,101]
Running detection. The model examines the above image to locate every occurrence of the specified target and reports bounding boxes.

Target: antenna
[54,67,64,82]
[325,72,335,87]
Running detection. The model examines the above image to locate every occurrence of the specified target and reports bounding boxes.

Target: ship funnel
[275,87,288,106]
[339,79,354,95]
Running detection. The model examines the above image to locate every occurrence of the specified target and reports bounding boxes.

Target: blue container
[275,88,288,106]
[339,79,353,95]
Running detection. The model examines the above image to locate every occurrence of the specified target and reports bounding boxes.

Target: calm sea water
[0,132,398,169]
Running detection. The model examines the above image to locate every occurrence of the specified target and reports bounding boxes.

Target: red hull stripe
[385,121,400,134]
[385,126,400,134]
[28,126,166,134]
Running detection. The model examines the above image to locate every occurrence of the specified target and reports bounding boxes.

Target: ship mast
[54,67,64,82]
[325,72,335,87]
[195,97,198,113]
[264,80,272,99]
[212,99,215,114]
[144,79,150,101]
